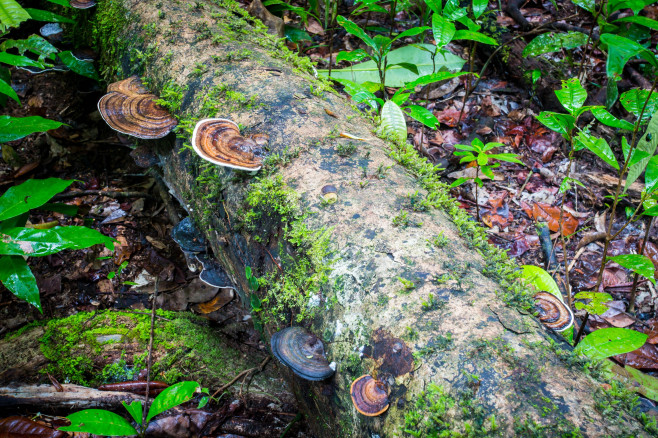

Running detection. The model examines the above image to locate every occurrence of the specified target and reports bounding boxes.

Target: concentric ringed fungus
[70,0,96,8]
[191,118,265,171]
[98,77,177,139]
[533,292,574,332]
[350,375,389,416]
[270,327,335,381]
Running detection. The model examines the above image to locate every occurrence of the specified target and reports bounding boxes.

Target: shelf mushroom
[98,76,177,139]
[270,327,335,381]
[196,254,237,291]
[70,0,96,8]
[191,118,266,171]
[533,292,574,332]
[350,375,389,416]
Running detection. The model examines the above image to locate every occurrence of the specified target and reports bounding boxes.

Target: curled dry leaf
[523,202,579,235]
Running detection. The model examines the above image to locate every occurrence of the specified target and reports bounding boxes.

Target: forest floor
[2,0,658,435]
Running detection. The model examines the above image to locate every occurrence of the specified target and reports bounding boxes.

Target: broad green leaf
[626,110,658,191]
[456,16,479,31]
[601,34,658,81]
[0,226,114,256]
[336,49,368,63]
[607,0,648,15]
[573,130,619,170]
[472,0,488,18]
[405,105,438,129]
[0,0,30,32]
[59,410,138,436]
[432,14,455,48]
[379,100,407,142]
[572,0,595,13]
[0,78,19,103]
[424,0,442,14]
[45,0,71,7]
[387,62,418,75]
[331,77,381,110]
[49,226,115,251]
[0,115,65,142]
[591,106,634,130]
[58,51,99,80]
[391,26,430,45]
[0,52,44,69]
[620,89,658,121]
[122,401,143,425]
[574,291,612,315]
[521,265,563,302]
[284,26,312,43]
[449,177,469,187]
[625,366,658,402]
[443,0,467,20]
[38,202,78,216]
[336,15,376,51]
[615,15,658,31]
[608,254,655,283]
[487,153,524,165]
[146,381,200,423]
[0,35,58,62]
[575,327,647,360]
[522,32,588,57]
[391,90,411,105]
[321,44,465,87]
[535,112,575,139]
[25,8,75,23]
[0,255,40,312]
[646,155,658,194]
[477,153,488,166]
[404,71,469,89]
[606,80,619,108]
[0,178,73,221]
[555,78,587,114]
[452,29,497,45]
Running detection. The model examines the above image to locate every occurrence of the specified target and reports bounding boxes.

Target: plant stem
[140,277,159,436]
[573,311,589,346]
[628,215,654,313]
[475,167,480,221]
[558,151,575,308]
[458,41,477,125]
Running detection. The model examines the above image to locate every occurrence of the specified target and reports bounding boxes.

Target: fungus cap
[270,327,334,381]
[171,217,207,253]
[533,291,573,332]
[196,254,236,290]
[350,375,389,416]
[70,0,96,8]
[191,118,264,171]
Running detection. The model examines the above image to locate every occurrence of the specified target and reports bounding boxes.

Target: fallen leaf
[530,202,579,235]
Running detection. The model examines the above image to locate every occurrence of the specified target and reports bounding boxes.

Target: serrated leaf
[608,254,655,283]
[626,110,658,191]
[574,291,612,315]
[379,100,407,142]
[522,31,588,57]
[0,255,40,312]
[0,0,30,32]
[59,410,138,435]
[405,104,438,129]
[0,115,64,143]
[574,130,618,170]
[521,265,563,302]
[58,51,98,80]
[576,327,647,360]
[0,178,73,221]
[555,77,587,114]
[591,106,634,130]
[146,381,199,423]
[452,29,497,45]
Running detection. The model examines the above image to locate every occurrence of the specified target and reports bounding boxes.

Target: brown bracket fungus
[98,76,177,139]
[533,291,574,332]
[270,327,335,381]
[191,118,266,171]
[70,0,96,8]
[350,375,389,416]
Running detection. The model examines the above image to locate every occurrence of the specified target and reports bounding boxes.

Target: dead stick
[210,356,270,399]
[53,191,154,200]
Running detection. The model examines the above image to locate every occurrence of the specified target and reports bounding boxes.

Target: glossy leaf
[25,8,74,23]
[535,112,575,139]
[0,178,73,221]
[146,381,200,423]
[58,51,98,80]
[0,226,114,256]
[322,44,465,87]
[387,62,418,75]
[404,71,469,89]
[572,0,595,13]
[405,105,438,129]
[449,177,469,188]
[0,52,44,69]
[0,255,40,312]
[431,14,455,48]
[591,106,634,130]
[443,0,466,20]
[0,115,65,143]
[336,49,368,63]
[331,77,381,110]
[336,15,376,51]
[646,155,658,194]
[0,35,58,63]
[624,366,658,402]
[49,226,115,250]
[615,15,658,31]
[522,32,588,57]
[620,89,658,121]
[380,100,407,142]
[391,26,430,45]
[608,254,656,283]
[626,110,658,191]
[472,0,488,18]
[601,34,658,81]
[452,29,497,45]
[0,0,30,32]
[574,130,618,170]
[122,401,143,425]
[0,78,18,103]
[576,327,647,360]
[555,78,587,114]
[45,0,71,7]
[521,265,562,302]
[574,291,612,315]
[607,0,648,15]
[59,410,137,435]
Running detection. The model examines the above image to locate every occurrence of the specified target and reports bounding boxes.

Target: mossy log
[88,1,649,436]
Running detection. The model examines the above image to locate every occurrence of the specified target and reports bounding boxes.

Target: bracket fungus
[350,375,389,416]
[98,76,177,139]
[533,292,574,332]
[196,254,237,291]
[270,327,335,381]
[70,0,96,8]
[171,217,207,254]
[191,118,266,171]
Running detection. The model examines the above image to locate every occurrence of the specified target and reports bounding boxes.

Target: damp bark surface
[90,0,648,436]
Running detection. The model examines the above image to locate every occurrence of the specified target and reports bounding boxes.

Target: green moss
[92,0,131,80]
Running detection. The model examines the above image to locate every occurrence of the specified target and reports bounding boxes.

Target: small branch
[52,190,154,201]
[210,356,270,400]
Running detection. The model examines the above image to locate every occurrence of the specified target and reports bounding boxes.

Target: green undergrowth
[91,0,131,80]
[38,310,252,387]
[244,175,332,324]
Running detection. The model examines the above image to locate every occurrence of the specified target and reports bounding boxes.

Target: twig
[152,172,180,227]
[52,190,154,201]
[210,356,270,399]
[140,278,159,435]
[279,412,303,438]
[628,216,654,313]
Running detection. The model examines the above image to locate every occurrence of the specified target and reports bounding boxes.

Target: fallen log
[86,0,650,436]
[0,384,145,411]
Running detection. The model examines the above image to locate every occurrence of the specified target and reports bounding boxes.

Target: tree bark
[89,1,649,436]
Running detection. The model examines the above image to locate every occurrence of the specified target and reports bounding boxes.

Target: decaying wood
[88,0,649,436]
[0,384,145,411]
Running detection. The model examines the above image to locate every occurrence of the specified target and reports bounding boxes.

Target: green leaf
[0,52,44,69]
[49,226,115,251]
[620,89,658,121]
[0,255,40,312]
[0,0,30,32]
[404,71,470,89]
[535,112,575,139]
[575,327,647,360]
[600,34,658,81]
[321,44,465,87]
[336,15,376,51]
[0,226,114,256]
[331,77,381,110]
[146,381,200,423]
[387,62,418,75]
[0,115,65,143]
[44,0,71,7]
[522,31,588,57]
[284,26,313,43]
[38,202,78,216]
[449,177,469,187]
[626,110,658,191]
[405,105,438,129]
[336,49,369,63]
[521,265,563,302]
[555,78,587,114]
[608,254,656,283]
[452,29,497,45]
[0,78,19,103]
[379,101,407,142]
[443,0,467,20]
[122,401,143,425]
[574,291,613,315]
[472,0,488,18]
[607,0,648,15]
[59,410,138,436]
[591,107,634,130]
[572,0,595,13]
[0,35,58,62]
[432,14,455,48]
[573,131,619,170]
[58,51,99,80]
[391,26,430,45]
[624,366,658,402]
[0,178,73,221]
[606,80,619,108]
[615,15,658,31]
[646,155,658,195]
[487,153,524,165]
[25,8,75,23]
